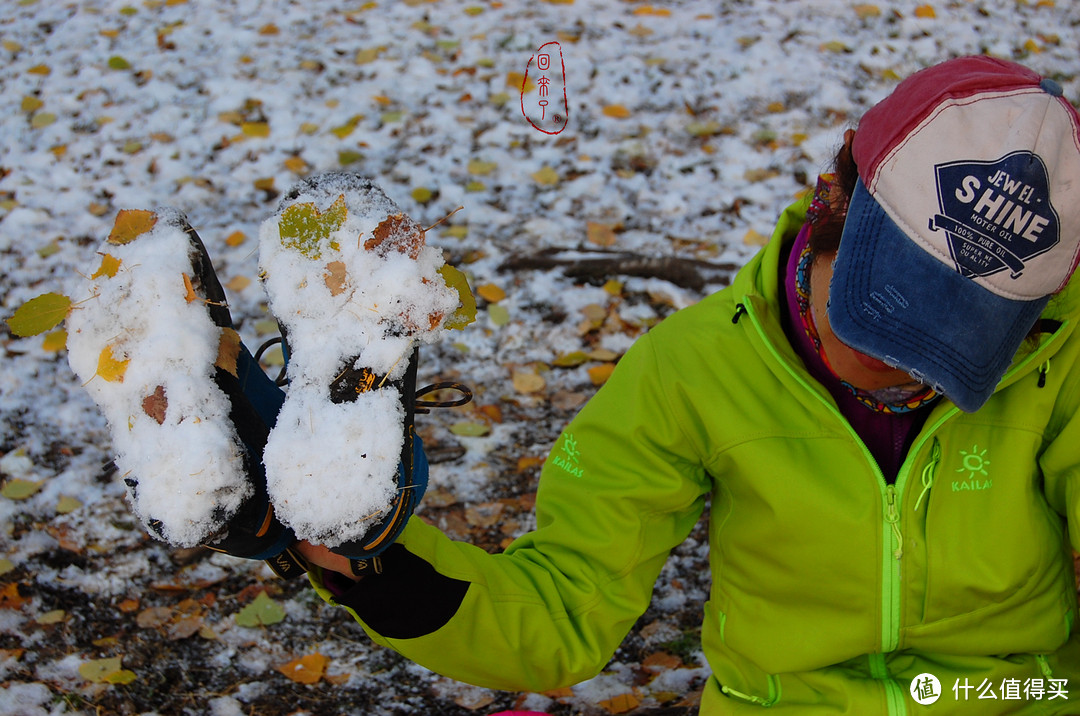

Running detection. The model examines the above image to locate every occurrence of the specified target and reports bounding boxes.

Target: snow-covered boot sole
[66,210,306,577]
[258,173,460,554]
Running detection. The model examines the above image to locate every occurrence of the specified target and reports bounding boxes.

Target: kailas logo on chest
[931,152,1060,280]
[952,444,992,492]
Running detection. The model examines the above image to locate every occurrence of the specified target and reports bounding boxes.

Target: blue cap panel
[828,180,1047,412]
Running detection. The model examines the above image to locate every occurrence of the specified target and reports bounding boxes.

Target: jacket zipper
[741,298,1068,712]
[744,299,913,653]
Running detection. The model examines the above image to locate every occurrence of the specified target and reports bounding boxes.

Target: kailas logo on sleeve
[931,152,1060,280]
[551,432,584,478]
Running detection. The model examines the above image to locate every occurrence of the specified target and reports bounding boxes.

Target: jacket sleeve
[309,330,712,692]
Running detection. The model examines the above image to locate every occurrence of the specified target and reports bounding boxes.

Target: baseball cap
[828,55,1080,412]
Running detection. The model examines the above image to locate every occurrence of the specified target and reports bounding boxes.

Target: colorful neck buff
[795,176,939,414]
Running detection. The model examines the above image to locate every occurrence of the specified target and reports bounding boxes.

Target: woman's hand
[293,540,361,580]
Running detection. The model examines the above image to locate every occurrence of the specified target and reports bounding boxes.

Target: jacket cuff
[310,543,471,639]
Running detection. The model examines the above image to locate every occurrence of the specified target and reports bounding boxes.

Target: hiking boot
[258,173,470,557]
[66,209,306,578]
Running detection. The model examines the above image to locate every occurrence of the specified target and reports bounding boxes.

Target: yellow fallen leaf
[438,264,476,330]
[642,650,683,670]
[182,273,197,303]
[27,64,51,75]
[105,669,137,685]
[450,421,491,437]
[853,3,881,17]
[324,261,348,296]
[30,112,56,129]
[602,104,632,119]
[241,122,270,138]
[225,275,250,292]
[284,156,308,174]
[507,71,535,94]
[0,583,28,609]
[587,363,616,386]
[107,209,157,245]
[489,303,510,327]
[279,194,347,259]
[7,293,73,337]
[475,283,506,303]
[633,5,671,15]
[91,253,122,279]
[517,456,545,472]
[355,47,384,64]
[467,159,497,176]
[79,656,135,684]
[218,110,244,125]
[216,328,241,377]
[743,228,769,247]
[1,479,41,500]
[56,495,81,514]
[914,4,936,17]
[42,330,67,352]
[96,345,130,383]
[531,166,559,185]
[587,222,617,247]
[225,230,246,247]
[329,115,363,139]
[259,23,279,35]
[581,303,607,323]
[276,653,327,684]
[552,351,589,367]
[744,168,780,183]
[21,96,43,113]
[599,692,641,714]
[36,609,66,625]
[512,370,546,394]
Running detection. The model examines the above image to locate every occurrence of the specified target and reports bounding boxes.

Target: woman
[297,55,1080,713]
[72,55,1080,713]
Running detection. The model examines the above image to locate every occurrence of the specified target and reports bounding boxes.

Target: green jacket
[312,197,1080,714]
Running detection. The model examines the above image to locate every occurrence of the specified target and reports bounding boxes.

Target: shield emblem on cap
[931,152,1059,280]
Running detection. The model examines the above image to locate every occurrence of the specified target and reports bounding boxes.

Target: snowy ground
[2,1,1079,714]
